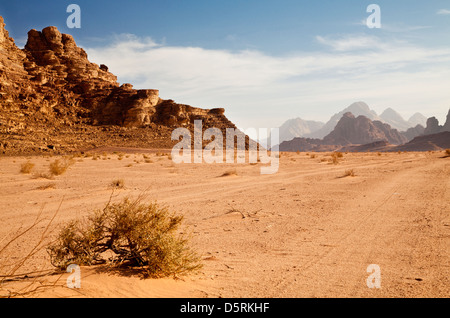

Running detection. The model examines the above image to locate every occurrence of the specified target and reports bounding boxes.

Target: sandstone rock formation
[403,124,425,141]
[322,112,407,146]
[423,110,450,136]
[424,117,441,135]
[394,131,450,152]
[0,17,239,155]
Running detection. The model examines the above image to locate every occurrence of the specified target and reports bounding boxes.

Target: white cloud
[315,35,389,51]
[437,9,450,15]
[85,34,450,128]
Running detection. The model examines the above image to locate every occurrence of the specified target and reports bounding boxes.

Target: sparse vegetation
[110,179,125,189]
[47,196,202,278]
[49,158,74,176]
[20,161,35,174]
[343,169,355,177]
[330,152,343,164]
[445,149,450,157]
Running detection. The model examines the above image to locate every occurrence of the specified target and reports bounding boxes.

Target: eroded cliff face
[423,110,450,136]
[0,17,238,154]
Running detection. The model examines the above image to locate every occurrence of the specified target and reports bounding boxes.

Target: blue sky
[1,1,450,129]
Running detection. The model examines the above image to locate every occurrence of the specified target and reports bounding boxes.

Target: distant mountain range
[278,106,450,152]
[277,102,428,143]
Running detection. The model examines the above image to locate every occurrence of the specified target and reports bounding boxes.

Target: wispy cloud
[382,24,432,33]
[437,9,450,15]
[85,34,450,127]
[315,35,389,51]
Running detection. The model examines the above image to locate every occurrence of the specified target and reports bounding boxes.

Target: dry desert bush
[47,195,202,278]
[20,161,35,174]
[330,152,343,164]
[445,149,450,157]
[109,179,125,189]
[343,169,355,177]
[31,157,75,180]
[49,158,74,176]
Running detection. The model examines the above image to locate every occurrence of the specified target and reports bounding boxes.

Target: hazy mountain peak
[306,101,381,139]
[408,112,427,127]
[379,108,413,132]
[277,117,324,143]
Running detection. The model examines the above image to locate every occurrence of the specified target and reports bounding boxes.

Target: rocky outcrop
[394,131,450,152]
[322,112,407,146]
[423,110,450,136]
[443,109,450,132]
[403,124,425,141]
[0,17,240,154]
[423,117,441,135]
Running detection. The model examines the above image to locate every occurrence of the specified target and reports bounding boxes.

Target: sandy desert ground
[0,150,449,298]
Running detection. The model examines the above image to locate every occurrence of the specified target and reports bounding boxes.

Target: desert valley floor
[0,150,449,298]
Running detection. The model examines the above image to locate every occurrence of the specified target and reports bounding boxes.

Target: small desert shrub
[110,179,125,189]
[47,197,202,278]
[49,158,74,176]
[330,152,342,164]
[310,154,316,159]
[343,169,355,177]
[32,171,54,180]
[20,161,35,174]
[445,149,450,157]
